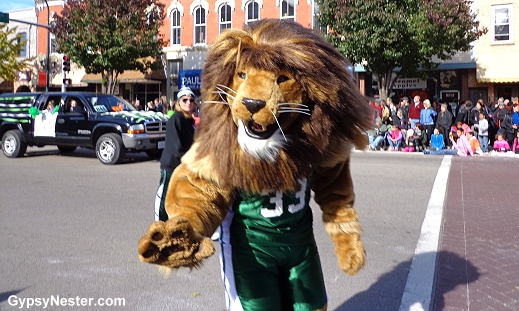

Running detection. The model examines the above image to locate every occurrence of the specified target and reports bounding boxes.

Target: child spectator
[493,133,510,153]
[387,124,403,151]
[402,128,416,152]
[466,128,483,156]
[414,123,428,151]
[512,131,519,154]
[429,127,445,151]
[474,112,489,153]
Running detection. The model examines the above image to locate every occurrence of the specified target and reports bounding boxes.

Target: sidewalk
[433,156,519,311]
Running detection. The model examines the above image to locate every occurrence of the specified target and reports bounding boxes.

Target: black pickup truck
[0,92,168,164]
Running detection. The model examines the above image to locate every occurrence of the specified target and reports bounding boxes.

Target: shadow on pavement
[0,289,26,303]
[432,250,481,311]
[334,251,480,311]
[21,147,156,164]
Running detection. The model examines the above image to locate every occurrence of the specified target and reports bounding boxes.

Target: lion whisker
[213,85,236,104]
[270,110,287,142]
[216,84,237,95]
[278,109,311,116]
[203,100,231,106]
[212,90,236,101]
[279,107,310,112]
[277,103,309,108]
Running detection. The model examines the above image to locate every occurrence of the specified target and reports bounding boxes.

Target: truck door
[54,96,90,146]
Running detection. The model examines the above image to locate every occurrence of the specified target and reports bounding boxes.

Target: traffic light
[62,55,71,72]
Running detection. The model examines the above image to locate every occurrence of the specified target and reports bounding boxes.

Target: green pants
[219,211,327,311]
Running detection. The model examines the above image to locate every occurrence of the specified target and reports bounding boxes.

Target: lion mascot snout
[138,18,372,311]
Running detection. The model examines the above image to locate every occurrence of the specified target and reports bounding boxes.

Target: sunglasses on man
[182,98,195,103]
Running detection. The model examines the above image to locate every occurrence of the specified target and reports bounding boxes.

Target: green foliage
[316,0,487,99]
[0,24,30,82]
[51,0,166,94]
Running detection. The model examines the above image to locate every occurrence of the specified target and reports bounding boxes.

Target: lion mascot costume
[138,19,372,311]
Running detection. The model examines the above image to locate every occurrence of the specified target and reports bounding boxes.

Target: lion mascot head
[186,19,372,193]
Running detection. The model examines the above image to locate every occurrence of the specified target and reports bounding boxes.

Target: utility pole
[44,0,50,92]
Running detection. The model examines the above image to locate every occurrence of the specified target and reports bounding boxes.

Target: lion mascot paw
[138,217,214,269]
[139,18,373,311]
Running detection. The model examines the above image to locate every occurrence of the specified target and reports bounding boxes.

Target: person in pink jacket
[387,124,403,151]
[512,131,519,154]
[493,133,511,152]
[453,128,473,156]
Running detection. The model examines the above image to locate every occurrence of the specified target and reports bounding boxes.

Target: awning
[437,62,476,70]
[355,62,477,73]
[476,54,519,83]
[477,77,519,83]
[82,69,165,84]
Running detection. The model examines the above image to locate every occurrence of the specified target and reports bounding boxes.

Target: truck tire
[95,133,125,165]
[2,130,27,158]
[57,145,77,154]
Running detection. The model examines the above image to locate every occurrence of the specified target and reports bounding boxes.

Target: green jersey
[230,179,314,247]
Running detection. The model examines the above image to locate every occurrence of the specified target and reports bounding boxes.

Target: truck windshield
[86,95,136,113]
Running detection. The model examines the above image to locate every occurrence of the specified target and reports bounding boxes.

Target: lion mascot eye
[238,72,246,79]
[277,75,290,84]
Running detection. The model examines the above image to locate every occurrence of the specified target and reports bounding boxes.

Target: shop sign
[178,70,202,90]
[393,78,427,89]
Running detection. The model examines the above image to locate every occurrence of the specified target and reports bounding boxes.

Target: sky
[0,0,35,13]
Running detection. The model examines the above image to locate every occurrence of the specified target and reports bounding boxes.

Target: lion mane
[188,19,372,193]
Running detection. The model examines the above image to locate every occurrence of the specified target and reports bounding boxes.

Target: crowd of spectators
[128,97,201,125]
[367,95,519,156]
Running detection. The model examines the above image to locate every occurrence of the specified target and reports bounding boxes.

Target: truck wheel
[2,130,27,158]
[57,145,77,154]
[95,133,125,165]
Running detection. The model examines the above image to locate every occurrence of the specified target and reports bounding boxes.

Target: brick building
[159,0,317,101]
[2,0,519,107]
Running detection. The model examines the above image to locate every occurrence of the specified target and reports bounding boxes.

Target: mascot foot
[332,234,366,276]
[138,217,215,269]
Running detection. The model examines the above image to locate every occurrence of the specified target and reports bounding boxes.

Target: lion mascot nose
[242,98,266,114]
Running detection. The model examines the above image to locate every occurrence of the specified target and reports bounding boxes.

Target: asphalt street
[0,147,444,311]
